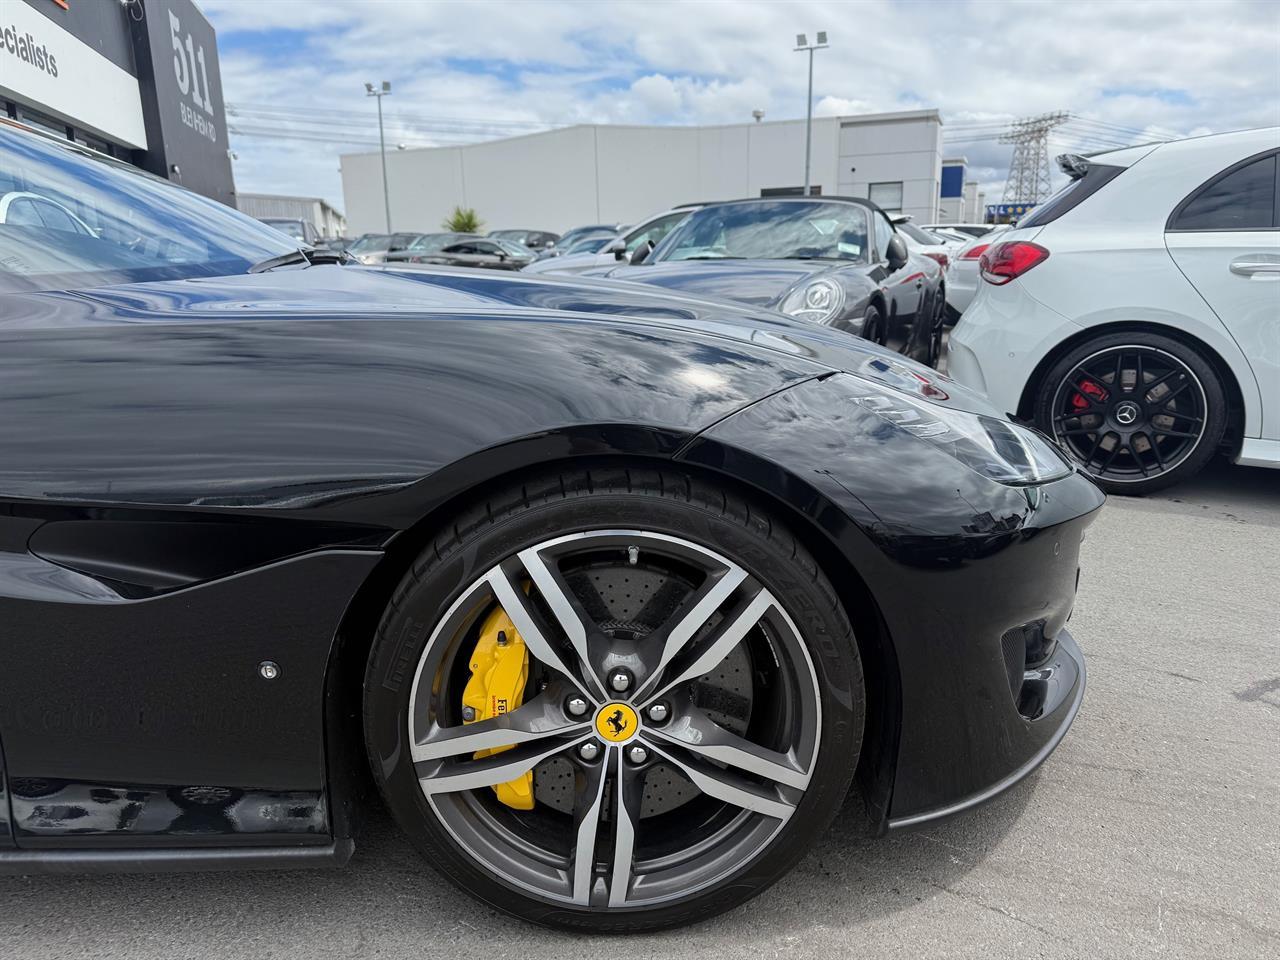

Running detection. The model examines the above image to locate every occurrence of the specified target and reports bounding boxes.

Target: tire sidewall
[364,487,863,931]
[1033,331,1227,495]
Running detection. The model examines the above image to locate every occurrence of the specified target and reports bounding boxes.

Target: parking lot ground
[1,461,1277,960]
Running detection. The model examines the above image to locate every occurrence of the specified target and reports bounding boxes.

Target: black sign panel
[131,0,235,206]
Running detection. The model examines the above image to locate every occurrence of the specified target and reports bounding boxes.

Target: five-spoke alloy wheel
[365,469,864,931]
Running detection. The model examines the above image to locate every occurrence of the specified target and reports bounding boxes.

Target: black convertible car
[0,122,1102,931]
[588,196,949,366]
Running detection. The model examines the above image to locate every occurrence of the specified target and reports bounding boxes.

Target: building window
[869,181,903,213]
[760,186,822,197]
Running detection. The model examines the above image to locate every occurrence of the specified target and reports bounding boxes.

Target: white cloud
[202,0,1280,212]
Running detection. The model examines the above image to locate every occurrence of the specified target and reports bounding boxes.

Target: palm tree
[443,206,483,233]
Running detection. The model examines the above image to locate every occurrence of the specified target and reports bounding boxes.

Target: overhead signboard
[130,0,234,206]
[0,0,148,148]
[986,203,1038,220]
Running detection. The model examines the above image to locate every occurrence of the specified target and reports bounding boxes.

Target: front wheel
[1034,333,1227,494]
[364,468,864,931]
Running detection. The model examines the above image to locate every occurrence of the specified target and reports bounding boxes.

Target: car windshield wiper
[248,248,353,273]
[776,255,849,261]
[675,255,745,261]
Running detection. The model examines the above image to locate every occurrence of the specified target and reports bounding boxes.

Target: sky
[202,0,1280,216]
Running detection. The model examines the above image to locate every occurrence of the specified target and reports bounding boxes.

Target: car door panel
[1165,150,1279,439]
[1167,232,1280,438]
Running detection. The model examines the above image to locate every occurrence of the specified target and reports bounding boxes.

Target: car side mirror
[497,251,507,260]
[629,240,655,266]
[606,237,627,260]
[886,234,908,271]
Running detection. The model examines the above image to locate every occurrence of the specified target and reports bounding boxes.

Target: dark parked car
[488,228,559,251]
[591,197,949,366]
[419,236,534,270]
[384,231,479,264]
[0,120,1101,932]
[348,231,425,264]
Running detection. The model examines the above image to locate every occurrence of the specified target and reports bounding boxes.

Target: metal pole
[376,93,391,233]
[803,47,814,196]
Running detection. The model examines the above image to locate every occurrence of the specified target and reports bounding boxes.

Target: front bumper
[887,628,1084,829]
[681,374,1104,831]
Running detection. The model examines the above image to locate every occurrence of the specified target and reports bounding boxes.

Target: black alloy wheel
[1035,333,1227,494]
[364,468,864,931]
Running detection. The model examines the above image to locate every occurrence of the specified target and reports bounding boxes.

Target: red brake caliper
[1072,378,1108,411]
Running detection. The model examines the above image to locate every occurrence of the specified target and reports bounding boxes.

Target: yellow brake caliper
[461,604,534,810]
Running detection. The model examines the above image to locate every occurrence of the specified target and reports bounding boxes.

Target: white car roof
[1043,126,1279,231]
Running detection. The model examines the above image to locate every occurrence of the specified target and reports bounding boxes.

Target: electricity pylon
[1000,112,1069,204]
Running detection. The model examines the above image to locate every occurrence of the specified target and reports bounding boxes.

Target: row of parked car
[517,127,1280,494]
[260,126,1277,495]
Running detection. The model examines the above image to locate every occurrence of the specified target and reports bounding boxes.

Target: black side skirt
[0,838,353,875]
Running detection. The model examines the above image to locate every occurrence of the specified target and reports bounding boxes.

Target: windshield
[349,234,391,253]
[0,126,298,293]
[490,230,529,243]
[655,201,869,262]
[566,235,611,254]
[408,233,463,252]
[493,238,532,257]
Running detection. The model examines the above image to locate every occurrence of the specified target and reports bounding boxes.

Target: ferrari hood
[36,262,1000,418]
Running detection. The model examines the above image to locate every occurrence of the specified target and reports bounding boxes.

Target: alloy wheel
[1049,345,1207,484]
[405,529,822,909]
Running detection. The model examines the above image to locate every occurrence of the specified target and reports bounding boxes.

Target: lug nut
[646,702,669,724]
[608,669,632,693]
[461,706,476,722]
[565,696,589,717]
[578,741,601,762]
[627,745,649,765]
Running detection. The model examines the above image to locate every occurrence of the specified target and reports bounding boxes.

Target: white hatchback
[948,127,1280,493]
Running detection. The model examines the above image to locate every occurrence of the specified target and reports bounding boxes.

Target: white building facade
[340,109,944,236]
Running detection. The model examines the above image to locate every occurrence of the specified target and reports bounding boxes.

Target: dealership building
[0,0,234,205]
[341,108,963,236]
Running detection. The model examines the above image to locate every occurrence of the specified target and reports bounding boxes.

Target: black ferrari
[588,196,949,366]
[0,122,1102,931]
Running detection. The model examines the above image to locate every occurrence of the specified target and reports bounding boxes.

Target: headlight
[780,278,844,323]
[840,374,1073,485]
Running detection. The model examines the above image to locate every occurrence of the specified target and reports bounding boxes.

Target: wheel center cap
[1114,401,1141,426]
[595,702,640,743]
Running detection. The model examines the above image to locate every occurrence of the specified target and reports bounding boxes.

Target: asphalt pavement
[2,461,1277,960]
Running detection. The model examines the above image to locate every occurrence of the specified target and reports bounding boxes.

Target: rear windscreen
[1019,164,1125,228]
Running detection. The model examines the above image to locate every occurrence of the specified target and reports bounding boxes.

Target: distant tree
[443,206,483,233]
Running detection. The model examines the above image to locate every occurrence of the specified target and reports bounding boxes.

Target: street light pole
[366,81,392,232]
[793,32,828,196]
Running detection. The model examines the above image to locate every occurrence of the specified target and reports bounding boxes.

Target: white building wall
[836,111,942,221]
[341,110,941,235]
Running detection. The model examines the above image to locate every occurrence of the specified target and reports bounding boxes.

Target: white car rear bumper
[946,280,1081,420]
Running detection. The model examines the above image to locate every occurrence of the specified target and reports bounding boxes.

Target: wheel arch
[325,447,903,837]
[1015,320,1247,450]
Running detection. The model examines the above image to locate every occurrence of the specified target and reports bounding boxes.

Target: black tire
[364,466,864,932]
[862,304,885,345]
[926,288,946,368]
[1033,332,1227,495]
